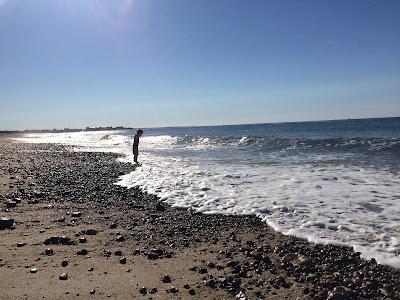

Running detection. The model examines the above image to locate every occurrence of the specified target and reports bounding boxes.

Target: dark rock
[71,211,82,217]
[77,249,88,255]
[84,229,97,235]
[198,268,208,274]
[79,237,87,243]
[327,286,350,300]
[207,262,216,268]
[59,273,68,280]
[227,260,239,268]
[162,275,171,283]
[44,248,54,256]
[114,250,123,256]
[119,257,127,264]
[378,288,389,297]
[90,289,96,295]
[232,278,242,288]
[44,236,75,245]
[6,200,17,208]
[30,267,38,273]
[0,217,15,229]
[156,203,166,212]
[116,235,125,242]
[169,287,178,293]
[149,288,158,294]
[16,242,26,248]
[139,287,147,295]
[206,279,217,288]
[55,217,66,223]
[189,288,196,295]
[61,260,68,267]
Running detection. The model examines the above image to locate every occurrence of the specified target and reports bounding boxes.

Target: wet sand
[0,135,399,299]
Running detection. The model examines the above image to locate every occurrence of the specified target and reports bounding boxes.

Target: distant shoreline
[1,116,399,133]
[0,126,133,134]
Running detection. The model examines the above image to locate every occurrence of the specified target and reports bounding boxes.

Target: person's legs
[134,152,138,163]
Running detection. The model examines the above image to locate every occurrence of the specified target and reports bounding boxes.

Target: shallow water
[15,117,400,268]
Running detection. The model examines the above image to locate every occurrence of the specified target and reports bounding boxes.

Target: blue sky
[0,0,399,130]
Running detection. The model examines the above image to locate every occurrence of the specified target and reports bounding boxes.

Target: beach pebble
[44,236,74,245]
[79,237,87,243]
[149,288,158,294]
[61,260,68,267]
[44,248,54,256]
[90,289,96,294]
[71,211,82,217]
[84,229,97,235]
[161,275,171,283]
[116,235,125,242]
[327,286,350,300]
[156,203,166,211]
[207,262,215,268]
[189,288,196,295]
[119,257,126,264]
[6,200,17,208]
[139,287,147,295]
[59,273,68,280]
[30,267,38,273]
[16,242,26,248]
[77,249,88,255]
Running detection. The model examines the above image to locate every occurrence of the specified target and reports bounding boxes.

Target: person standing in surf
[133,129,143,164]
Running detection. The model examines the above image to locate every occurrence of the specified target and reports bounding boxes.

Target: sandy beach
[1,135,399,300]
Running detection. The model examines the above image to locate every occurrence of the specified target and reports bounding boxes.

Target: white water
[14,131,400,268]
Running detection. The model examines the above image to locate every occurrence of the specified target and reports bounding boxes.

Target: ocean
[15,117,400,268]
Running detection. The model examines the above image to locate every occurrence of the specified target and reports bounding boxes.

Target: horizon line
[1,115,399,132]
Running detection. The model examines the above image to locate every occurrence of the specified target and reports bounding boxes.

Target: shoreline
[1,136,399,299]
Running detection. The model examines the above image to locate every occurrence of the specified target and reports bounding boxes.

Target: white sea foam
[13,131,400,268]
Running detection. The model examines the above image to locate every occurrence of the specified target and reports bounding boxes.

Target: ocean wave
[156,135,400,155]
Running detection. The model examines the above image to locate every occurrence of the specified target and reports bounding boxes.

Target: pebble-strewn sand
[0,135,399,299]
